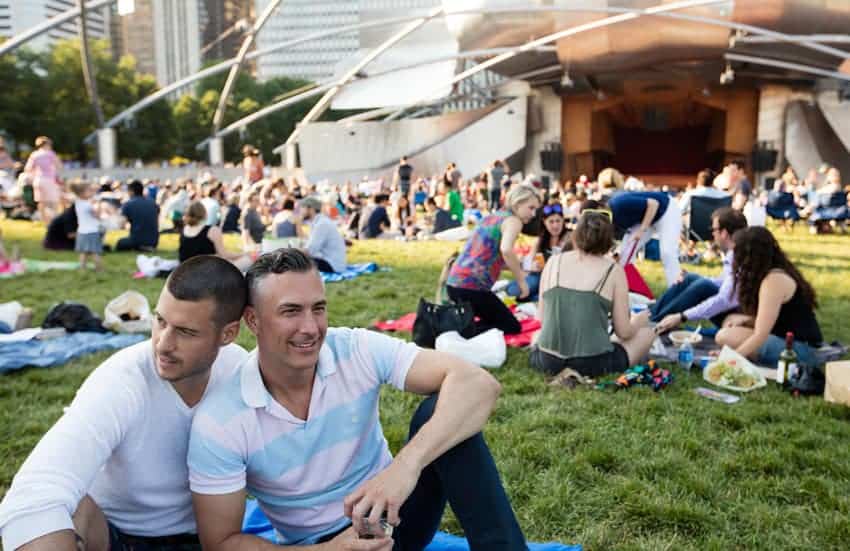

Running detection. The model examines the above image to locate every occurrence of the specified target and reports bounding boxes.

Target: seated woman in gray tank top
[530,209,656,378]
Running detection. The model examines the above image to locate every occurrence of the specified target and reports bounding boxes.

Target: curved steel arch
[281,5,444,149]
[91,0,849,146]
[206,0,850,152]
[0,0,117,57]
[212,0,284,134]
[196,47,560,149]
[83,12,454,143]
[222,0,726,151]
[725,52,850,81]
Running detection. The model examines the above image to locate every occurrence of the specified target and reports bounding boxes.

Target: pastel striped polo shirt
[188,327,419,544]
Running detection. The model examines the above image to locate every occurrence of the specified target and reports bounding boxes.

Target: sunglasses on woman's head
[582,208,612,221]
[542,204,563,216]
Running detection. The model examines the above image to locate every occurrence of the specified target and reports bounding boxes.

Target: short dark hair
[696,169,715,188]
[166,256,247,327]
[245,248,316,305]
[129,180,144,196]
[713,207,748,235]
[573,210,614,255]
[282,198,295,211]
[425,197,437,207]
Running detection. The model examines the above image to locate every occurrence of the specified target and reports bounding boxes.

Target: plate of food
[703,346,767,392]
[669,330,703,346]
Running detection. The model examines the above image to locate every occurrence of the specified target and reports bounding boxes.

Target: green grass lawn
[2,218,850,550]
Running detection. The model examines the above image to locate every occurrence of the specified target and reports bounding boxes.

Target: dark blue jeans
[506,272,541,303]
[650,273,719,322]
[489,188,501,211]
[393,395,527,551]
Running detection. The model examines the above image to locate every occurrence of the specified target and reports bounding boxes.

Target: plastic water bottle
[678,341,694,372]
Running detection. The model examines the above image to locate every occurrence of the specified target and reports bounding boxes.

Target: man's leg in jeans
[651,273,709,321]
[394,395,527,551]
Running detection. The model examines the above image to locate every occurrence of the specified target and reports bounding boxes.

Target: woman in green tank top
[530,209,656,378]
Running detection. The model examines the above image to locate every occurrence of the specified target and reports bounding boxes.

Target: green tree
[0,39,177,162]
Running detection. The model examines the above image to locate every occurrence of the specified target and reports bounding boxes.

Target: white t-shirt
[74,199,101,235]
[0,340,248,550]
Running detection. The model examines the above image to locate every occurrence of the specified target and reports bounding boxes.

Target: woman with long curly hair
[716,226,822,367]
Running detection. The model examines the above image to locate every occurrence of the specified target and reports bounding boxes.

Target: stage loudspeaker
[540,148,563,172]
[751,145,778,172]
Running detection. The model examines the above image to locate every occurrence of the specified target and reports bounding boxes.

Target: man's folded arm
[0,366,142,550]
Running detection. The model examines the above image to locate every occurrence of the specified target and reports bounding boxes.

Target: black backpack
[42,302,108,333]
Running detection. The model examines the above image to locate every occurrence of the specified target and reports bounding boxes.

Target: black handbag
[411,298,474,348]
[789,364,825,396]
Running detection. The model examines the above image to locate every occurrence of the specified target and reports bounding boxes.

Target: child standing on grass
[70,181,104,271]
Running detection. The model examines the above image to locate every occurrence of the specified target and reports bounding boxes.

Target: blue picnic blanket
[321,262,380,283]
[0,332,146,373]
[242,499,580,551]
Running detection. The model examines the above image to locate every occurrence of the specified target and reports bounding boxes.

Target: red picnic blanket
[374,306,541,348]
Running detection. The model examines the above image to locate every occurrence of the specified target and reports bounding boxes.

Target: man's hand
[344,457,421,536]
[327,526,393,551]
[631,226,645,243]
[675,271,687,285]
[655,313,683,334]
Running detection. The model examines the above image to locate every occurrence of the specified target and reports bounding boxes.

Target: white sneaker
[491,279,511,293]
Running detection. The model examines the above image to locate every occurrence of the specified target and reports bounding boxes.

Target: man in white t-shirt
[0,256,251,551]
[188,248,527,550]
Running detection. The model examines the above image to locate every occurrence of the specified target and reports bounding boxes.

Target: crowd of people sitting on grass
[0,133,843,550]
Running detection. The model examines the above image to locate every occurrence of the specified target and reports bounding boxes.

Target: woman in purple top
[445,184,540,335]
[24,136,63,224]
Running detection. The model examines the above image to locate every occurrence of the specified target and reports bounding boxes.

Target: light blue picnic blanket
[321,262,380,283]
[0,332,145,373]
[242,499,580,551]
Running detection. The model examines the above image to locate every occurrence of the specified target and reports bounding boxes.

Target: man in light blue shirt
[300,196,347,273]
[188,249,527,550]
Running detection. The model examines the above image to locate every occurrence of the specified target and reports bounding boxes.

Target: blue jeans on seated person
[317,395,528,550]
[757,335,818,369]
[650,273,719,322]
[392,394,528,551]
[0,321,11,334]
[506,272,541,303]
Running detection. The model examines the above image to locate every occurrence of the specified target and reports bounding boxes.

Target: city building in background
[202,0,254,61]
[0,0,111,52]
[110,0,202,90]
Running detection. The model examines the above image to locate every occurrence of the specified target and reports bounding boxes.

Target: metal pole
[78,0,105,128]
[211,0,285,134]
[281,6,444,148]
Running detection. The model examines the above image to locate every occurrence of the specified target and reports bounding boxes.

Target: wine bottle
[777,332,798,388]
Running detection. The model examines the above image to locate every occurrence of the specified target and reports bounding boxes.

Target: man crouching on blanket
[188,248,528,550]
[0,256,250,550]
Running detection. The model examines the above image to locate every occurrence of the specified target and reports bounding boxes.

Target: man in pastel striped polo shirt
[188,248,527,551]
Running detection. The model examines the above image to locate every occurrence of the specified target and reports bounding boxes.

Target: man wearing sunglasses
[653,207,748,333]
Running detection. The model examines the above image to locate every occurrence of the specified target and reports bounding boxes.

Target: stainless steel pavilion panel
[441,0,850,79]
